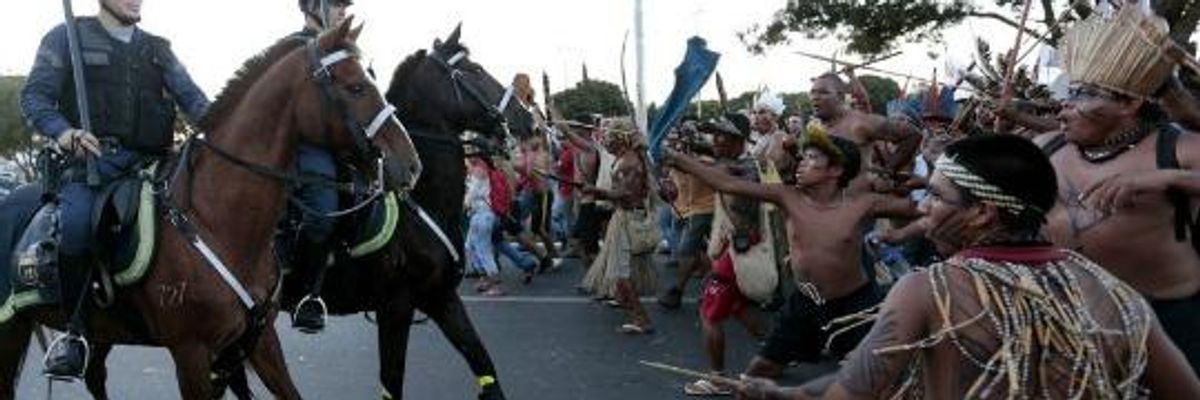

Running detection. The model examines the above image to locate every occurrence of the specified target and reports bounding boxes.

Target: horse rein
[160,39,407,312]
[428,48,515,139]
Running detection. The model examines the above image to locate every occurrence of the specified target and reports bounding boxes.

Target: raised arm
[868,115,922,172]
[869,194,921,220]
[664,150,785,205]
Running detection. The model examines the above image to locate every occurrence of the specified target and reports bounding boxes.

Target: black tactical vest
[60,18,175,155]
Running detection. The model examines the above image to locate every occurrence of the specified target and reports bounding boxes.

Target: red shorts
[699,247,746,323]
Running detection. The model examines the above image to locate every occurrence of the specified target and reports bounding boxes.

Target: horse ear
[349,22,365,43]
[322,15,354,49]
[446,22,462,46]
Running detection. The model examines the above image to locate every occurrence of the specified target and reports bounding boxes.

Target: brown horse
[215,24,534,400]
[151,24,531,400]
[0,18,421,399]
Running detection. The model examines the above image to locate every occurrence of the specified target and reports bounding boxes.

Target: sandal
[683,379,731,396]
[617,323,654,335]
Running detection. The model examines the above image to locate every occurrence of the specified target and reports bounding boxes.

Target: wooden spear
[995,0,1036,132]
[639,360,744,388]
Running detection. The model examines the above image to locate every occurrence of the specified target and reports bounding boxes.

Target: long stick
[619,29,636,118]
[995,0,1035,132]
[715,71,729,114]
[638,360,743,388]
[793,50,975,92]
[61,0,99,187]
[837,51,903,74]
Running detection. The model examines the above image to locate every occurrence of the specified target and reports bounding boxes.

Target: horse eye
[346,83,367,96]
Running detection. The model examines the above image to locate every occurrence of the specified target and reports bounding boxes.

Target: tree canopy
[743,1,1200,56]
[550,79,630,123]
[0,76,37,181]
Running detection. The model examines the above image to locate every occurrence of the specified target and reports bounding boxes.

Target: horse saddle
[0,184,57,323]
[0,171,160,324]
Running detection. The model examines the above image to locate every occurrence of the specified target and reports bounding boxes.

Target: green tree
[743,1,1200,56]
[0,75,38,182]
[550,79,629,123]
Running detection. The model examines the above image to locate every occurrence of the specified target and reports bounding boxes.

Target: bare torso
[611,150,648,210]
[777,189,875,299]
[1045,133,1200,299]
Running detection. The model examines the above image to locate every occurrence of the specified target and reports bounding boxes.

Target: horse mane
[387,41,475,95]
[199,38,308,131]
[387,49,428,98]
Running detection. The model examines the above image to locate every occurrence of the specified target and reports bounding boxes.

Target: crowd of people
[460,4,1200,399]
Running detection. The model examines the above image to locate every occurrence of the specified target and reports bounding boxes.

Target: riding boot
[44,259,94,381]
[293,241,332,333]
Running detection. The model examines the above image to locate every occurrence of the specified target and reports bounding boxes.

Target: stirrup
[292,294,328,333]
[42,333,89,381]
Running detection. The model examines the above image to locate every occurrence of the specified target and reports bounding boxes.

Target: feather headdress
[1059,6,1173,99]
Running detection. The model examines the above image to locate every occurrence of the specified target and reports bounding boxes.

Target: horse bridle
[175,39,404,221]
[160,39,409,317]
[306,39,406,166]
[428,48,515,139]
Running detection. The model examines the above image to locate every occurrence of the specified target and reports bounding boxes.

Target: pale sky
[4,1,1026,110]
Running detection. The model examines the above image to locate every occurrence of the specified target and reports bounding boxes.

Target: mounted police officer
[288,0,354,333]
[20,0,209,380]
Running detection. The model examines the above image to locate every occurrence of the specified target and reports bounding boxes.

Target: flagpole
[634,0,647,133]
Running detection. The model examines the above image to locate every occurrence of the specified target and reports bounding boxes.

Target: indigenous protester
[785,115,806,136]
[658,124,719,310]
[736,134,1200,400]
[516,136,559,271]
[20,0,209,378]
[560,119,614,273]
[683,116,768,396]
[666,125,919,378]
[486,154,540,282]
[465,157,505,296]
[283,0,355,333]
[749,88,795,174]
[552,140,578,244]
[581,117,657,334]
[1041,6,1200,373]
[808,73,922,183]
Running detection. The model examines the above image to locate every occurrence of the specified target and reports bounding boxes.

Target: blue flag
[647,37,720,165]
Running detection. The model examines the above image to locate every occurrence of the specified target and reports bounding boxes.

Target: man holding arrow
[21,0,209,379]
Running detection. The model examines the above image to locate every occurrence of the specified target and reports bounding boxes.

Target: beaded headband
[935,154,1033,214]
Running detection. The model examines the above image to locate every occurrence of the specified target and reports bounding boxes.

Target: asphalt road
[16,254,836,399]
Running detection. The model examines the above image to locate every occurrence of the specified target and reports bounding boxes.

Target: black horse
[277,24,533,400]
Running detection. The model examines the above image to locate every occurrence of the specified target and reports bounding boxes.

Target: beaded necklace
[863,250,1152,399]
[1078,125,1150,164]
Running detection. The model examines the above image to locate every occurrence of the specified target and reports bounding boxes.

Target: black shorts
[571,203,612,251]
[1150,289,1200,375]
[759,281,884,365]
